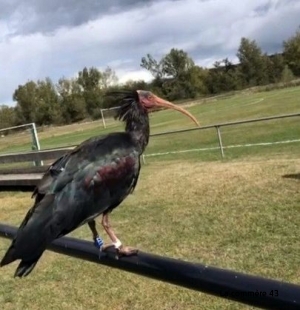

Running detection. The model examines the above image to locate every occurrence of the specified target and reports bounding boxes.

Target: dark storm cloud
[1,0,159,35]
[250,0,300,54]
[0,0,19,19]
[254,1,273,15]
[1,0,300,104]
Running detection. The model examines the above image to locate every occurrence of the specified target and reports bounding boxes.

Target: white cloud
[0,0,299,105]
[118,69,153,84]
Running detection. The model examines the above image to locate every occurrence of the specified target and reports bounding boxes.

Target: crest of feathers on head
[105,90,145,123]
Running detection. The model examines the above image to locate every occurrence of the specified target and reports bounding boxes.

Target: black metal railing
[1,223,299,310]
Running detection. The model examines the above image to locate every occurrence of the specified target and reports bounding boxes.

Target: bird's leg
[88,220,104,250]
[101,213,138,256]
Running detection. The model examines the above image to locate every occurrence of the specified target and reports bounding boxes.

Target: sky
[0,0,300,106]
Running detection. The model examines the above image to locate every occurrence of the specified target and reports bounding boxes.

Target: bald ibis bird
[31,152,105,249]
[0,90,199,277]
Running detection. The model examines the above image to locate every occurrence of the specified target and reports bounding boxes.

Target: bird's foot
[101,240,138,257]
[117,245,138,256]
[93,236,104,249]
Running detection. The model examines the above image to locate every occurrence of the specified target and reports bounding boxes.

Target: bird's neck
[125,110,150,154]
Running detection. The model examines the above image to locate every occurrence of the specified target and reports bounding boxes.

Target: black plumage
[0,90,199,277]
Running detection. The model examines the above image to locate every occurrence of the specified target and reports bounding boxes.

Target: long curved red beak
[153,95,200,127]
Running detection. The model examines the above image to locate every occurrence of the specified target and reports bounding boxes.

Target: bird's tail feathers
[0,243,17,267]
[1,241,44,278]
[1,194,55,276]
[14,253,43,278]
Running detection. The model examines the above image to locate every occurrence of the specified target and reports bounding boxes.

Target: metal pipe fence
[1,223,300,310]
[141,112,300,162]
[0,112,299,166]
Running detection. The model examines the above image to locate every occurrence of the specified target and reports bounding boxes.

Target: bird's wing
[0,132,140,276]
[31,152,71,201]
[19,132,139,232]
[22,133,120,231]
[35,134,139,238]
[32,133,115,200]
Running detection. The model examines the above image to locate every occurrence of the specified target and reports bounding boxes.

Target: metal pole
[1,223,300,310]
[216,126,225,158]
[151,112,300,138]
[0,123,34,133]
[31,123,43,166]
[100,109,106,128]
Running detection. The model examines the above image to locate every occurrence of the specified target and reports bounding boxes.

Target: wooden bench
[0,147,74,191]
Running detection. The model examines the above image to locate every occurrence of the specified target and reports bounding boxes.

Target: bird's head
[105,89,200,127]
[136,90,200,126]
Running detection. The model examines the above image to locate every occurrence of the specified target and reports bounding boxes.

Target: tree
[283,28,300,76]
[123,79,149,91]
[141,48,207,100]
[77,67,102,91]
[236,38,269,87]
[140,54,164,79]
[161,48,194,79]
[265,53,285,84]
[184,66,209,96]
[13,81,39,124]
[77,67,103,117]
[281,65,295,83]
[12,78,61,126]
[0,105,16,129]
[160,49,198,99]
[35,78,62,125]
[99,66,118,89]
[162,65,208,100]
[205,59,240,94]
[57,78,87,123]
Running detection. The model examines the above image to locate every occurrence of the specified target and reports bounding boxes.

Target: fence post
[216,126,225,158]
[142,155,146,164]
[31,123,43,166]
[100,109,106,129]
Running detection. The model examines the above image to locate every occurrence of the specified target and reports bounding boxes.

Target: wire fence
[141,112,300,163]
[0,112,299,166]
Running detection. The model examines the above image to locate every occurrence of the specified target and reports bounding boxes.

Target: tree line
[1,28,300,129]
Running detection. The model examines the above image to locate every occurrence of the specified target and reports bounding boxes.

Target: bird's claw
[93,236,104,249]
[117,245,139,256]
[101,243,138,257]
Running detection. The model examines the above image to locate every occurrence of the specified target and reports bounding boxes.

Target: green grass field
[0,86,300,310]
[0,86,300,162]
[0,158,300,310]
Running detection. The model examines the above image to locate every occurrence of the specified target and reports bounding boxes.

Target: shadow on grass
[282,173,300,181]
